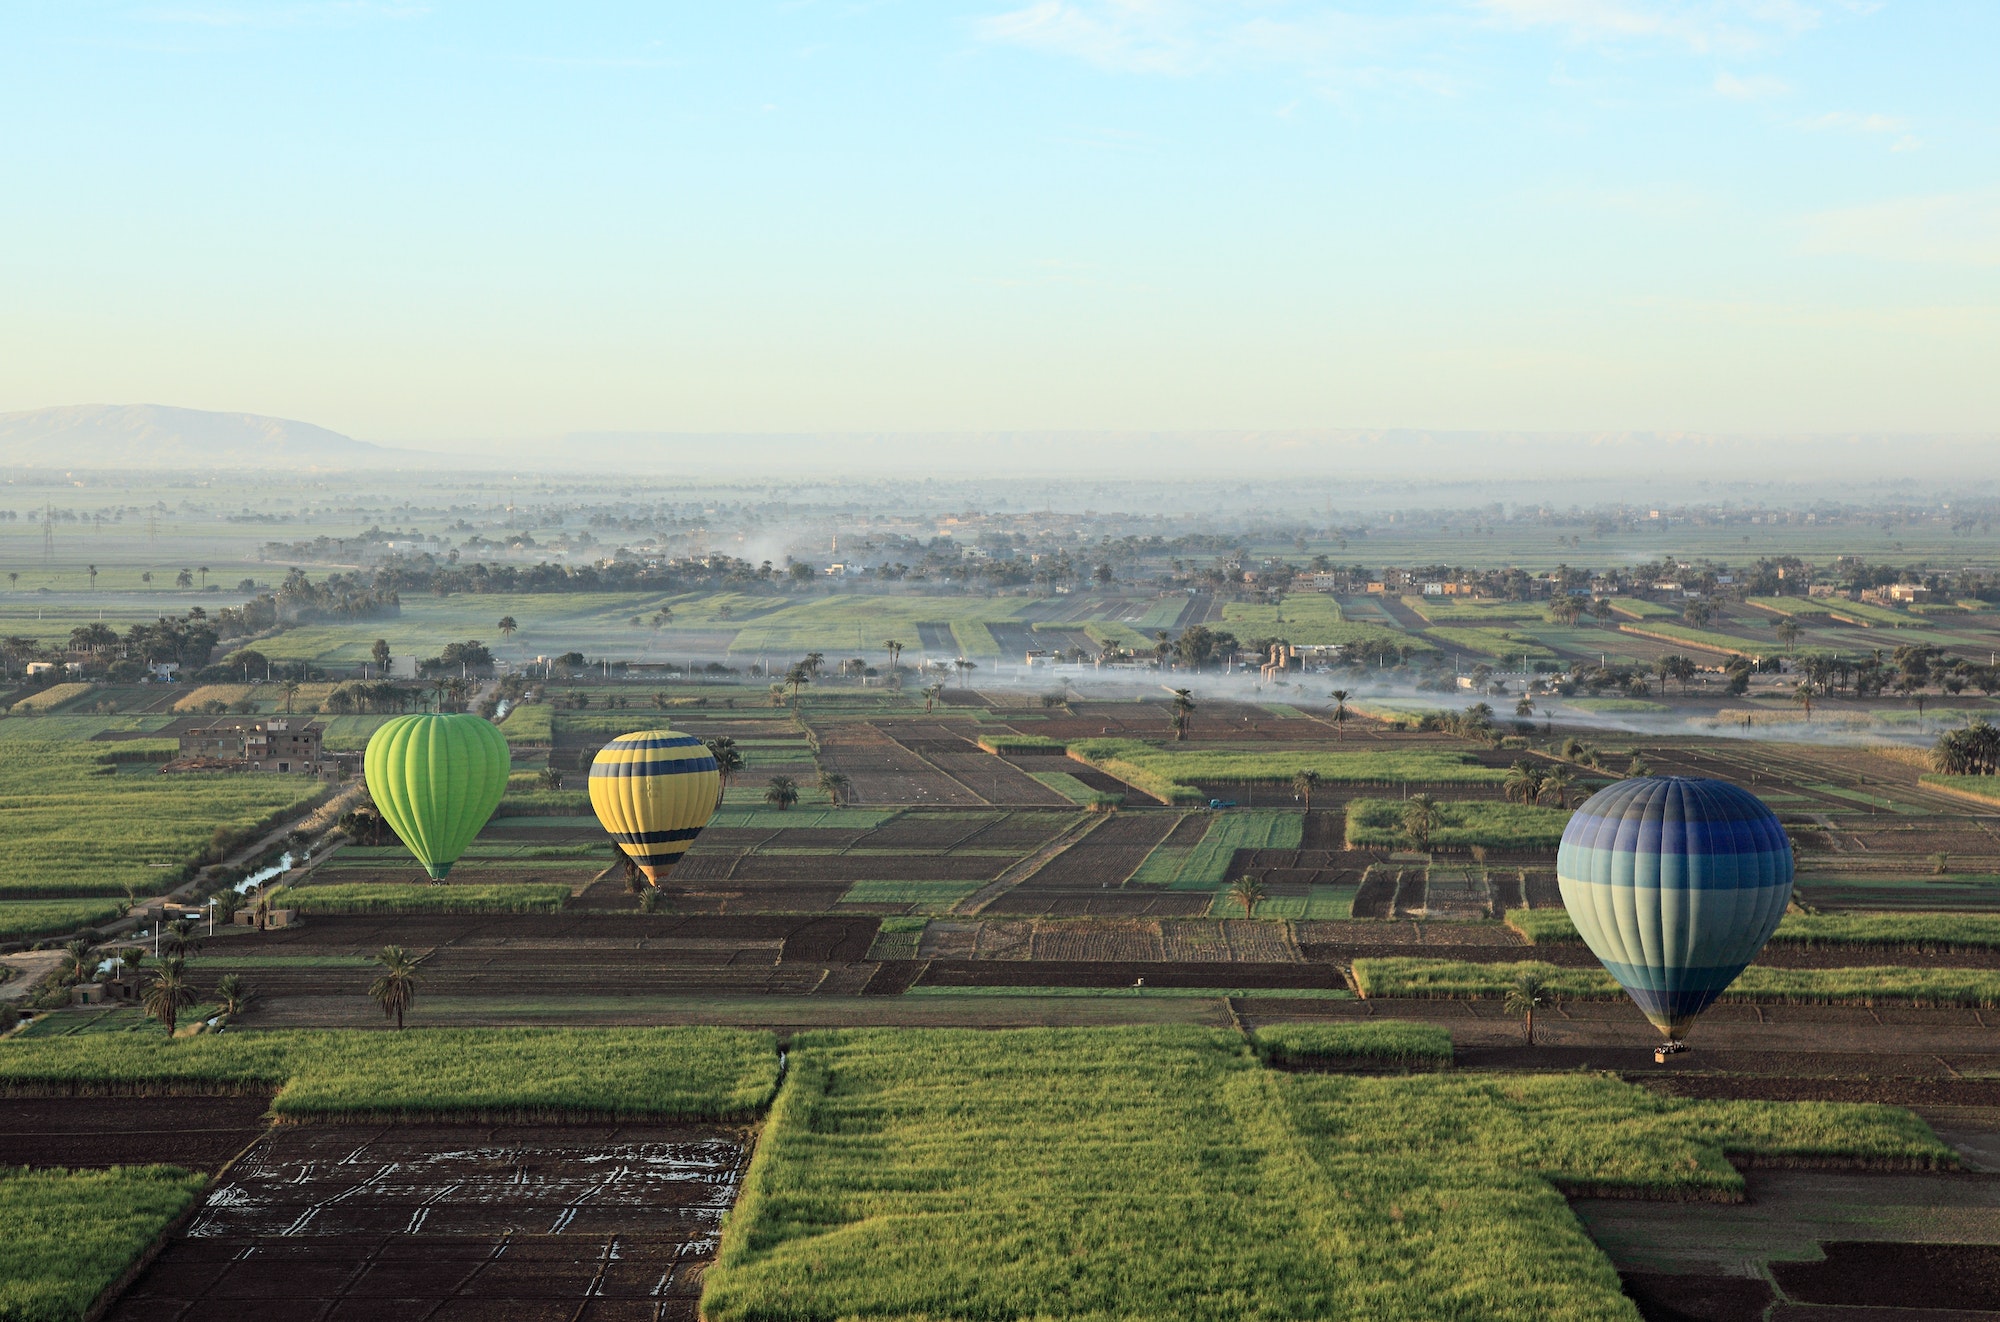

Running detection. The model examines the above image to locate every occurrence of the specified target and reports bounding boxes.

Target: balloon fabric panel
[588,732,720,883]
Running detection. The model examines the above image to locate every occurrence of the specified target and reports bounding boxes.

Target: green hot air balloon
[363,714,510,881]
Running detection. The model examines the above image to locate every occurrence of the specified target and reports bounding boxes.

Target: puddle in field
[108,1124,749,1322]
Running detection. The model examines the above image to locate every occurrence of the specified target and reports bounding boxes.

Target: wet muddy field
[107,1122,749,1322]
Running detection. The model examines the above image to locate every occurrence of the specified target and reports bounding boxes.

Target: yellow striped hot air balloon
[588,731,720,883]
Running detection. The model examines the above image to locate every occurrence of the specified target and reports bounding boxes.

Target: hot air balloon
[363,713,511,881]
[1557,776,1793,1057]
[588,731,720,884]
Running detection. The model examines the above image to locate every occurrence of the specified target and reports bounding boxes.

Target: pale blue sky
[1,1,1993,445]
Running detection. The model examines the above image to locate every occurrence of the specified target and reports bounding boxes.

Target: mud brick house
[175,717,326,775]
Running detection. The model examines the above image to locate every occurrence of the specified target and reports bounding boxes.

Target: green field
[1615,622,1765,657]
[1510,908,2000,953]
[837,879,982,910]
[1028,770,1123,806]
[1345,799,1571,850]
[1070,741,1506,805]
[272,883,574,914]
[0,897,128,941]
[1399,596,1544,623]
[1355,957,2000,1008]
[703,1027,1948,1321]
[1425,626,1558,662]
[0,744,323,899]
[0,1027,779,1121]
[1130,810,1301,889]
[1560,698,1670,713]
[1605,598,1679,620]
[1253,1021,1453,1067]
[1218,595,1414,648]
[0,1165,209,1322]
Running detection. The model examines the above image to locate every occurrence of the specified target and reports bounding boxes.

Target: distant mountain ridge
[0,404,426,468]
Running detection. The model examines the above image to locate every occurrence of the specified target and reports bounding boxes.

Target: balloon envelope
[363,714,511,881]
[588,731,720,882]
[1557,776,1792,1040]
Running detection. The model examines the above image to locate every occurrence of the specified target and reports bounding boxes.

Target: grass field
[1605,598,1679,620]
[1355,957,2000,1008]
[1560,698,1671,713]
[1218,596,1415,648]
[1398,596,1544,623]
[1130,810,1301,888]
[7,683,96,714]
[1253,1021,1453,1067]
[977,735,1066,753]
[1425,626,1558,662]
[271,883,574,914]
[0,744,323,899]
[1923,775,2000,806]
[703,1027,1948,1321]
[1345,799,1570,850]
[0,1164,210,1322]
[0,898,128,941]
[1028,770,1123,806]
[1070,741,1505,805]
[1508,908,2000,953]
[1615,622,1765,657]
[0,1027,779,1121]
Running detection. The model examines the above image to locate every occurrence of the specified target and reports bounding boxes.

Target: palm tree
[60,938,94,985]
[368,945,427,1030]
[1503,758,1545,805]
[1537,767,1577,809]
[163,917,198,958]
[1793,680,1815,721]
[1228,874,1267,919]
[1328,689,1351,741]
[497,615,518,640]
[764,776,800,811]
[197,566,209,589]
[705,737,744,808]
[922,683,944,714]
[817,770,850,807]
[1292,769,1322,812]
[1402,794,1440,853]
[280,680,301,714]
[1504,969,1555,1045]
[1169,689,1195,742]
[1775,617,1801,654]
[884,640,904,673]
[785,663,812,705]
[214,972,251,1017]
[87,564,98,591]
[143,963,197,1035]
[954,658,977,688]
[803,651,826,677]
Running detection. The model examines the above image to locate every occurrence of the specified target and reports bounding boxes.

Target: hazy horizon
[3,3,1994,447]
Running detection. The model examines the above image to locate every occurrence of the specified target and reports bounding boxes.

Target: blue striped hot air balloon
[588,731,720,883]
[1557,776,1793,1048]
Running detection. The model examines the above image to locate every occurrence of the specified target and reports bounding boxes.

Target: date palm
[1169,688,1195,742]
[1402,794,1440,853]
[143,962,196,1035]
[1502,759,1544,805]
[884,639,904,672]
[1291,769,1322,813]
[280,679,301,713]
[497,615,518,639]
[1328,689,1351,741]
[1537,767,1577,809]
[817,770,850,807]
[1228,874,1267,920]
[922,683,944,715]
[214,972,251,1017]
[764,775,800,811]
[368,945,427,1030]
[1505,969,1555,1046]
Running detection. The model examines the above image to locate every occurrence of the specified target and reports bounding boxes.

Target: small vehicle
[1207,798,1236,810]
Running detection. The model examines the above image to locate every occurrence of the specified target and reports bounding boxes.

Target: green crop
[978,735,1066,753]
[270,883,573,914]
[703,1027,1949,1322]
[0,1165,209,1322]
[0,898,127,942]
[1509,907,2000,953]
[1425,626,1558,661]
[1345,798,1570,849]
[1254,1021,1453,1067]
[0,1028,779,1121]
[1130,811,1301,888]
[0,743,323,899]
[1069,741,1503,804]
[1356,957,2000,1008]
[1027,771,1122,806]
[1614,622,1763,657]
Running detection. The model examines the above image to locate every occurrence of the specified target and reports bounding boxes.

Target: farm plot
[701,1027,1947,1322]
[811,721,985,806]
[878,722,1075,806]
[107,1122,747,1322]
[0,743,324,899]
[985,812,1190,916]
[0,1096,272,1170]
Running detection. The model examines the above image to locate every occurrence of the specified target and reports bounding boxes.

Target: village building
[174,716,328,775]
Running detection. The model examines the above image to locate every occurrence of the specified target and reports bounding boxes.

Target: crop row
[1345,799,1569,850]
[0,1165,209,1322]
[1507,907,2000,953]
[1354,957,2000,1008]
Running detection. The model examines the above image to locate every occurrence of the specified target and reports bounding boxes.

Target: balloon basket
[1653,1041,1689,1064]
